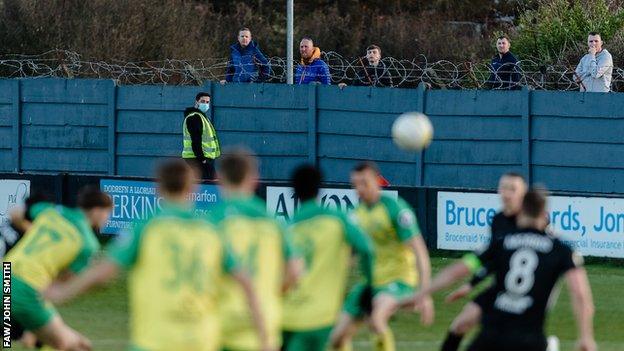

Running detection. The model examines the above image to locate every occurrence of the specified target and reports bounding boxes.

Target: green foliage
[513,0,624,64]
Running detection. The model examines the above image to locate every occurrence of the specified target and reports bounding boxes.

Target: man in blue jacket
[295,38,331,85]
[222,27,271,83]
[486,35,521,90]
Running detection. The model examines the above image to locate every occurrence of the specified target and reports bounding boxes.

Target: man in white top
[575,32,613,92]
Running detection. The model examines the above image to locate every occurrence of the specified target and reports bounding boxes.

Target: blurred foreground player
[330,162,433,351]
[0,192,49,259]
[282,165,374,351]
[441,172,527,351]
[406,188,596,351]
[213,149,303,351]
[45,160,268,351]
[6,186,112,351]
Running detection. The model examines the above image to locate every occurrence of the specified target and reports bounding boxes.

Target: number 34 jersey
[468,228,582,333]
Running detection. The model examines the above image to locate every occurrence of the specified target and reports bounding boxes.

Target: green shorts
[11,277,57,331]
[282,326,333,351]
[343,281,415,318]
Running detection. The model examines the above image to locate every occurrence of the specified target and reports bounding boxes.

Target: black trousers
[184,158,216,180]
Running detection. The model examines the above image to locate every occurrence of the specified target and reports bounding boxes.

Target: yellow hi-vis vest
[182,112,220,159]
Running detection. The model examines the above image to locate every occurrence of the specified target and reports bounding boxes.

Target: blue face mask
[198,103,210,113]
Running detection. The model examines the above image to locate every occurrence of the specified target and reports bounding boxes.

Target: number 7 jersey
[466,228,582,333]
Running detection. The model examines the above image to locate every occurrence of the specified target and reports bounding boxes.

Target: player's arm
[565,266,596,351]
[227,251,270,351]
[44,259,120,304]
[279,224,303,292]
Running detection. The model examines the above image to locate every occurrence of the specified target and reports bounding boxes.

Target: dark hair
[352,161,380,175]
[522,186,548,218]
[23,191,50,221]
[195,92,211,101]
[239,27,251,34]
[366,45,382,55]
[218,147,258,186]
[501,172,526,183]
[292,164,322,201]
[157,159,195,194]
[497,35,510,42]
[588,31,601,37]
[77,186,113,210]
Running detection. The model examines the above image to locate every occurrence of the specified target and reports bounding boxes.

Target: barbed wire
[1,49,622,91]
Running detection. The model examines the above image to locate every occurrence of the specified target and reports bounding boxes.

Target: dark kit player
[441,172,527,351]
[404,187,596,351]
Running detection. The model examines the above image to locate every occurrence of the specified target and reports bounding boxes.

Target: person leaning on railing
[486,35,521,90]
[338,45,394,89]
[181,92,220,180]
[295,37,331,85]
[575,32,613,93]
[221,27,271,84]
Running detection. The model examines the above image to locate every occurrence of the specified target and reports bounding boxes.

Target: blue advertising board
[100,179,220,234]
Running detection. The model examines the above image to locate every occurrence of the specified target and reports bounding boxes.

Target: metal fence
[1,49,622,90]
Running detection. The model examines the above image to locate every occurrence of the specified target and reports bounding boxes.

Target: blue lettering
[446,200,456,225]
[476,208,486,226]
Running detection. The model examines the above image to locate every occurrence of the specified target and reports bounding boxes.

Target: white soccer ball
[391,112,434,151]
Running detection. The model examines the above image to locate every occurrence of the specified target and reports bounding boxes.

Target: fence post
[415,82,427,186]
[521,86,531,183]
[307,84,318,166]
[11,80,21,173]
[107,80,117,175]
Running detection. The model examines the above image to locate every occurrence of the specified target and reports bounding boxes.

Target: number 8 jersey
[465,228,582,334]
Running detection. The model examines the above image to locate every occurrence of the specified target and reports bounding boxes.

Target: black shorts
[467,330,547,351]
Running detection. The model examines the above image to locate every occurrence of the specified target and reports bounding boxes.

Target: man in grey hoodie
[575,32,613,92]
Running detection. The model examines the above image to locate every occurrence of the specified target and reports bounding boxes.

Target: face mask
[198,103,210,113]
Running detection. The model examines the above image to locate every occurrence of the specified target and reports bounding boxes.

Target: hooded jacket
[353,60,394,87]
[575,49,613,92]
[225,41,271,83]
[294,47,331,85]
[183,107,212,159]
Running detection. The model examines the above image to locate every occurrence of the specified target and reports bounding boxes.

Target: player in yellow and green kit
[212,149,303,351]
[45,160,269,351]
[282,165,375,351]
[330,162,434,351]
[6,186,113,351]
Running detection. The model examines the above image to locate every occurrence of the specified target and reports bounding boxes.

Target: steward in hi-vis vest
[182,92,220,179]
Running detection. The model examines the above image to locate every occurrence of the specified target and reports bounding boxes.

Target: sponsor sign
[100,179,220,234]
[437,191,624,258]
[0,180,30,229]
[266,186,398,222]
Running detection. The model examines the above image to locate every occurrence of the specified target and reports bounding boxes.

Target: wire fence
[1,49,622,91]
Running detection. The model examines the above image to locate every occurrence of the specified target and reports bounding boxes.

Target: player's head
[217,147,259,195]
[496,35,510,54]
[300,37,314,59]
[23,191,50,222]
[238,27,252,47]
[498,172,527,215]
[366,45,382,65]
[77,185,113,230]
[351,161,381,205]
[518,186,549,230]
[292,164,321,202]
[588,31,603,51]
[156,159,198,202]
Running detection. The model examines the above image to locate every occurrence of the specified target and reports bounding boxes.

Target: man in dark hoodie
[339,45,394,88]
[221,28,271,83]
[486,36,521,90]
[181,92,220,179]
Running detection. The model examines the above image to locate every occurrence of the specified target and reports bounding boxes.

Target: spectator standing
[575,32,613,92]
[295,38,331,85]
[353,45,394,87]
[182,92,220,180]
[487,36,520,89]
[221,28,271,84]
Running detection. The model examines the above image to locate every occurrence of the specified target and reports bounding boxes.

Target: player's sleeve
[387,197,421,242]
[106,222,145,269]
[221,239,239,274]
[68,227,101,273]
[277,222,298,260]
[558,243,584,275]
[464,238,500,275]
[27,202,54,221]
[342,212,374,284]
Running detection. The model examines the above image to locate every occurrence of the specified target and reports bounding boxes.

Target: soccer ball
[391,112,434,151]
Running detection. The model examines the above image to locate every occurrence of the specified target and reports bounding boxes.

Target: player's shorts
[11,276,57,331]
[467,329,547,351]
[281,326,333,351]
[343,281,414,318]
